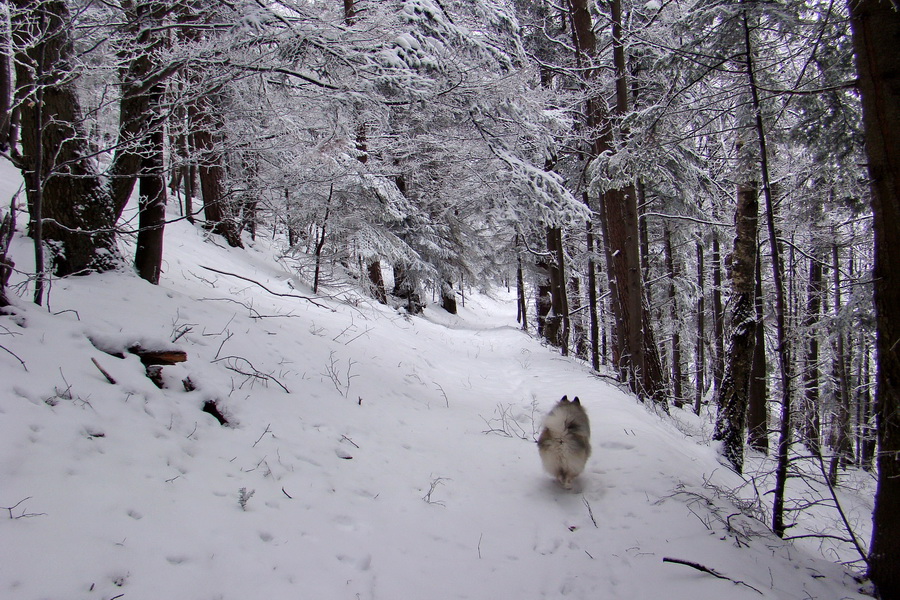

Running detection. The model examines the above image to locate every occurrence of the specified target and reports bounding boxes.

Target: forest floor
[0,165,875,600]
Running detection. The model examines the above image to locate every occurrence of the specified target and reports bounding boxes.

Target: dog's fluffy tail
[541,409,571,437]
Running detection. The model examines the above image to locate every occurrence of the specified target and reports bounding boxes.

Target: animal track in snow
[598,441,635,450]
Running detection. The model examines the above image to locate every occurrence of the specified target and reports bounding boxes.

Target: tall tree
[713,181,759,473]
[9,0,118,286]
[571,0,666,403]
[846,0,900,595]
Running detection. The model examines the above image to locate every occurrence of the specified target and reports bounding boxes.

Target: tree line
[0,0,896,596]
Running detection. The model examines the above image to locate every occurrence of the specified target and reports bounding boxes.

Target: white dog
[537,396,591,489]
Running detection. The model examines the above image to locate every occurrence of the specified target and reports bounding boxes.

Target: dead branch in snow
[662,557,763,595]
[199,265,331,309]
[91,357,116,384]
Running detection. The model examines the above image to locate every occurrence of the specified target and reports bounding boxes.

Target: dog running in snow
[537,395,591,489]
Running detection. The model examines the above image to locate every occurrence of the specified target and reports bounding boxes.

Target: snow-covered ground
[0,166,872,599]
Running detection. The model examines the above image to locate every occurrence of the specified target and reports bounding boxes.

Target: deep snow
[0,166,873,599]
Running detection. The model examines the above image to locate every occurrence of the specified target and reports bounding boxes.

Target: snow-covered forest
[0,0,898,598]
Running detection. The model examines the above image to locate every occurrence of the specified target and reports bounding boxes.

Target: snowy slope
[0,168,871,599]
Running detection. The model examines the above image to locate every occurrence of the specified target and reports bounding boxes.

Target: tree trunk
[516,235,527,331]
[859,343,875,472]
[664,224,684,408]
[191,94,243,248]
[848,1,900,594]
[713,182,759,474]
[544,225,569,353]
[0,3,12,152]
[119,0,170,285]
[739,8,793,538]
[392,263,422,314]
[0,201,14,307]
[712,235,725,393]
[367,260,387,304]
[747,252,768,453]
[312,186,332,294]
[440,281,457,314]
[694,239,706,414]
[11,0,118,279]
[570,0,665,403]
[585,193,600,371]
[133,82,167,285]
[801,254,824,456]
[828,240,853,485]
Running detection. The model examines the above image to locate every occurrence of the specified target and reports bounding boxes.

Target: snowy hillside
[0,176,872,599]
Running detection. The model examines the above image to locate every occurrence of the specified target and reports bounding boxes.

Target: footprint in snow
[598,441,635,451]
[337,554,372,571]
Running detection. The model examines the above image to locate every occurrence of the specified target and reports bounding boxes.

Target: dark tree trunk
[738,8,793,538]
[516,235,527,331]
[570,0,665,403]
[859,344,875,472]
[694,239,706,414]
[848,1,900,594]
[285,189,297,247]
[801,254,824,456]
[440,281,457,314]
[367,260,387,304]
[569,276,586,360]
[747,252,768,453]
[713,182,759,474]
[192,96,243,248]
[0,7,12,151]
[392,263,422,314]
[0,202,14,307]
[312,186,332,295]
[712,235,725,393]
[828,240,854,485]
[133,83,167,285]
[585,193,600,371]
[664,224,684,407]
[544,225,569,353]
[11,0,118,279]
[536,258,553,340]
[119,1,170,285]
[179,2,241,249]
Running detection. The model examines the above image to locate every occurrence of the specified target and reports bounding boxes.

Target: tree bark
[694,239,706,414]
[664,223,684,407]
[585,193,600,371]
[0,3,12,151]
[516,234,528,331]
[738,7,793,538]
[10,0,118,279]
[847,1,900,594]
[543,225,569,353]
[570,0,665,403]
[746,251,768,453]
[133,90,167,285]
[801,253,824,456]
[712,235,725,393]
[828,240,854,485]
[367,259,387,304]
[440,282,457,314]
[713,182,759,474]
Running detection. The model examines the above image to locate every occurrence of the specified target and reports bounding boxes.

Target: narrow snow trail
[0,213,869,600]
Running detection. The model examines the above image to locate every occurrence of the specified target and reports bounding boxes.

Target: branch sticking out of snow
[662,557,763,595]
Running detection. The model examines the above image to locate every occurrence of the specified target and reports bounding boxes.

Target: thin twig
[662,557,763,595]
[91,357,116,384]
[341,434,360,449]
[0,344,27,371]
[199,265,331,309]
[253,424,272,448]
[582,496,598,528]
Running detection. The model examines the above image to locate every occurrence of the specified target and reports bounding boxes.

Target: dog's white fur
[537,396,591,489]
